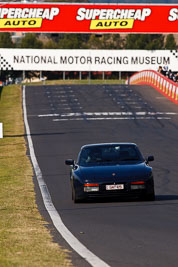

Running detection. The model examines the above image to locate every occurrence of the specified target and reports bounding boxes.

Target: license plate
[106,184,124,190]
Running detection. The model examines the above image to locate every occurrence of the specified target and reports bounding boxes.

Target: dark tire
[72,188,74,200]
[145,192,155,201]
[72,187,81,203]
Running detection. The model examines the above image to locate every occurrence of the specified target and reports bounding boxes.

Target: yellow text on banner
[0,18,43,28]
[90,19,134,30]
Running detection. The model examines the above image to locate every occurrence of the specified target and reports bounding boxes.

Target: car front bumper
[74,178,155,201]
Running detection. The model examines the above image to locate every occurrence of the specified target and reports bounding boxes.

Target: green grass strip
[0,85,72,267]
[23,79,125,86]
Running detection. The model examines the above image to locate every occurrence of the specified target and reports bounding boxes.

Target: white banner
[0,49,177,72]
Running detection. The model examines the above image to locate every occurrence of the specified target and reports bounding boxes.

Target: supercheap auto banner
[0,3,177,33]
[0,49,177,71]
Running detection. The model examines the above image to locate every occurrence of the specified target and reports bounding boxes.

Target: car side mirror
[146,156,154,164]
[65,159,75,166]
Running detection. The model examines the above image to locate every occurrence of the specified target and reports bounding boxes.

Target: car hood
[77,162,152,182]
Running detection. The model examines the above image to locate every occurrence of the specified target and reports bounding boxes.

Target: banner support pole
[0,123,3,138]
[23,70,25,81]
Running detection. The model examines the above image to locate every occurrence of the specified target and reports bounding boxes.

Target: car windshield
[78,144,144,166]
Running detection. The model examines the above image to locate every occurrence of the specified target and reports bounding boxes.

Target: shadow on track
[156,195,178,201]
[85,194,178,203]
[64,195,178,211]
[3,132,68,138]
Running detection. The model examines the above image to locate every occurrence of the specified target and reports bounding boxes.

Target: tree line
[0,33,177,50]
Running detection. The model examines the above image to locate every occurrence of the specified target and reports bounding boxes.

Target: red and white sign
[129,70,178,105]
[0,3,177,33]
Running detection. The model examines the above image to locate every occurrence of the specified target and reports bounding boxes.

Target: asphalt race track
[25,84,178,267]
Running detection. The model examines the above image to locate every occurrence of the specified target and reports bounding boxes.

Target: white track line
[37,111,178,118]
[22,86,110,267]
[53,117,171,122]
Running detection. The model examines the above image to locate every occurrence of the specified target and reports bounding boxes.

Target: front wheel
[145,192,155,201]
[72,187,81,203]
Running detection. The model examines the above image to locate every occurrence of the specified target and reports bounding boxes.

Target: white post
[63,71,65,80]
[102,71,105,80]
[23,70,25,81]
[0,123,3,138]
[88,72,91,84]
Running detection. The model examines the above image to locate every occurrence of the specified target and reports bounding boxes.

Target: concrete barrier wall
[129,70,178,105]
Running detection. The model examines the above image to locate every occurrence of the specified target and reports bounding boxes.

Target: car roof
[81,143,137,149]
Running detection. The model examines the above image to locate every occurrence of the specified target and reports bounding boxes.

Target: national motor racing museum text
[13,55,170,65]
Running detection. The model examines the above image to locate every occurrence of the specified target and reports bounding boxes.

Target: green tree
[110,34,124,49]
[87,34,124,49]
[125,34,164,49]
[0,33,13,48]
[164,34,177,49]
[20,33,43,48]
[43,39,58,49]
[87,35,103,49]
[58,34,83,49]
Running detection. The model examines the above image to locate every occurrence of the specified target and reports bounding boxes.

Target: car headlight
[84,183,99,192]
[131,181,145,190]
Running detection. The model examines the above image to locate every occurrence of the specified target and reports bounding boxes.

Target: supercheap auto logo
[0,7,59,28]
[76,8,152,30]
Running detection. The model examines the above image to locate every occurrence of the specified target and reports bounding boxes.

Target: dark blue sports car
[65,143,155,203]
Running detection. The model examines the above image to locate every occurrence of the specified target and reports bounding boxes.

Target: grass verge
[0,85,72,266]
[23,79,126,86]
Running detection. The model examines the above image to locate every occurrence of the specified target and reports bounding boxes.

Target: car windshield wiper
[119,158,139,161]
[91,159,114,163]
[97,159,121,165]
